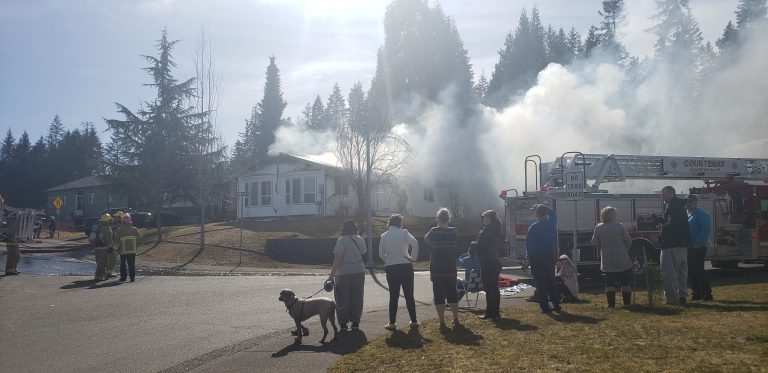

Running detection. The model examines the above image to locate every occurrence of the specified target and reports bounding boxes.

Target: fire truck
[500,153,768,273]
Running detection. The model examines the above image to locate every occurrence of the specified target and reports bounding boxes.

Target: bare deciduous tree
[190,26,226,251]
[335,82,410,216]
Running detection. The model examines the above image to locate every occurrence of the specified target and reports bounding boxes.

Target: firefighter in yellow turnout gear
[105,211,124,278]
[115,213,140,282]
[93,214,113,281]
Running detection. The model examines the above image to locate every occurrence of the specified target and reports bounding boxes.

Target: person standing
[378,214,419,330]
[526,204,560,313]
[4,215,20,275]
[686,195,713,301]
[93,214,113,282]
[105,211,124,279]
[591,207,634,308]
[658,186,692,305]
[115,213,140,282]
[328,220,367,331]
[425,208,460,328]
[47,216,56,239]
[472,210,503,319]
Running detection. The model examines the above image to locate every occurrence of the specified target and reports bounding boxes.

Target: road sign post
[53,196,63,239]
[565,171,584,269]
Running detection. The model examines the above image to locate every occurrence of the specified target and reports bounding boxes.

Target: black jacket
[473,222,502,266]
[659,197,692,249]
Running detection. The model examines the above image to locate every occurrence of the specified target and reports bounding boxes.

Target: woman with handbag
[328,220,367,331]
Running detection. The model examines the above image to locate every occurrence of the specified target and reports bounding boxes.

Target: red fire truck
[501,153,768,273]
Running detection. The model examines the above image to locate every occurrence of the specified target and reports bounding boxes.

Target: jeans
[119,254,136,280]
[687,247,711,299]
[480,260,501,316]
[660,247,688,303]
[530,253,559,311]
[385,263,417,324]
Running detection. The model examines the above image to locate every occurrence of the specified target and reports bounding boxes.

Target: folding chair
[461,268,484,308]
[457,254,484,308]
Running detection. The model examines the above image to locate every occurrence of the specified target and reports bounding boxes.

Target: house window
[250,183,259,207]
[88,192,96,205]
[260,181,272,206]
[423,187,434,202]
[62,196,67,205]
[303,177,316,204]
[334,176,349,195]
[285,179,291,204]
[292,178,302,204]
[243,183,250,207]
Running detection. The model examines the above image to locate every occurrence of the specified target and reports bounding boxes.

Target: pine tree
[304,95,325,130]
[567,27,584,58]
[46,115,66,150]
[473,71,488,101]
[106,29,199,240]
[323,83,346,131]
[584,26,601,58]
[238,56,287,162]
[716,21,738,54]
[736,0,768,30]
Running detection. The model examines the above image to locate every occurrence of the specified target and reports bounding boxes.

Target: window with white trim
[291,178,301,204]
[303,177,316,204]
[260,181,272,206]
[423,187,434,202]
[249,182,259,207]
[243,183,250,207]
[285,179,291,204]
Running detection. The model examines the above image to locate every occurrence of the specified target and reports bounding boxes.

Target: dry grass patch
[329,282,768,372]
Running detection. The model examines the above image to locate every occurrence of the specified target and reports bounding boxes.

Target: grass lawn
[329,281,768,372]
[131,216,483,268]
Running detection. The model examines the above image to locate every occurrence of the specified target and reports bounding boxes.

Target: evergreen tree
[545,26,571,65]
[323,83,346,131]
[736,0,768,30]
[309,95,325,130]
[473,71,488,101]
[237,56,286,163]
[46,115,66,150]
[106,29,200,240]
[716,21,738,54]
[486,7,548,109]
[584,26,601,58]
[567,27,584,58]
[369,0,474,123]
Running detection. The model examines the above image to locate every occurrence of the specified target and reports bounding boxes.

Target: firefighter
[93,214,113,281]
[115,213,140,282]
[4,215,21,275]
[105,211,124,278]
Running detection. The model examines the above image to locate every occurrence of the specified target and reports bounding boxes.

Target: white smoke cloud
[268,122,337,157]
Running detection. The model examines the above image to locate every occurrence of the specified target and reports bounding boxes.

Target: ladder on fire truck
[529,152,768,192]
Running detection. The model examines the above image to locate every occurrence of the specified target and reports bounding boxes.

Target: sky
[0,0,738,148]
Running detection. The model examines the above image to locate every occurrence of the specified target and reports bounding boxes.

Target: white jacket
[378,226,419,266]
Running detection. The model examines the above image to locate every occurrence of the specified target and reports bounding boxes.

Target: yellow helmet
[100,214,112,223]
[112,211,125,219]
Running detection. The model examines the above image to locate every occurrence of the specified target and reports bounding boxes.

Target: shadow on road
[271,329,368,357]
[60,279,124,290]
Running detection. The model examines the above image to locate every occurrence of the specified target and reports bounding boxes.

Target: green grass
[328,282,768,372]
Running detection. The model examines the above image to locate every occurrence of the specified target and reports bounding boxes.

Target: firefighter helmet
[100,214,112,223]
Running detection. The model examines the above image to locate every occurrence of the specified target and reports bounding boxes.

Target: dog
[279,289,338,344]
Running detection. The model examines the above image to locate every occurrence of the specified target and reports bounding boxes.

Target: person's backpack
[89,224,105,246]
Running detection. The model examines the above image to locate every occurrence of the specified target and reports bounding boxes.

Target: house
[44,176,128,221]
[236,153,448,219]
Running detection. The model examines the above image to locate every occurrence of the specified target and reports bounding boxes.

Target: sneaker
[130,278,135,283]
[438,321,447,330]
[409,321,420,328]
[118,278,126,282]
[384,323,397,331]
[351,322,359,330]
[340,324,348,331]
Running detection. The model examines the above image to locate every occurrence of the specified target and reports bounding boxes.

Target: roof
[45,175,107,192]
[232,152,343,178]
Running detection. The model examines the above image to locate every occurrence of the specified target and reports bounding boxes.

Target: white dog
[279,289,338,344]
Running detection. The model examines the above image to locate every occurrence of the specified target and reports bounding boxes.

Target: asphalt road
[0,271,453,373]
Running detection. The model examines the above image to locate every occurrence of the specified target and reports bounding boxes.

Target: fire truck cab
[501,153,768,273]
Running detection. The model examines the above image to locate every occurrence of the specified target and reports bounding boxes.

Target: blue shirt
[526,207,557,256]
[688,208,711,248]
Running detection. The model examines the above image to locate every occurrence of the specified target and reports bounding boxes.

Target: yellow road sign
[53,196,63,209]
